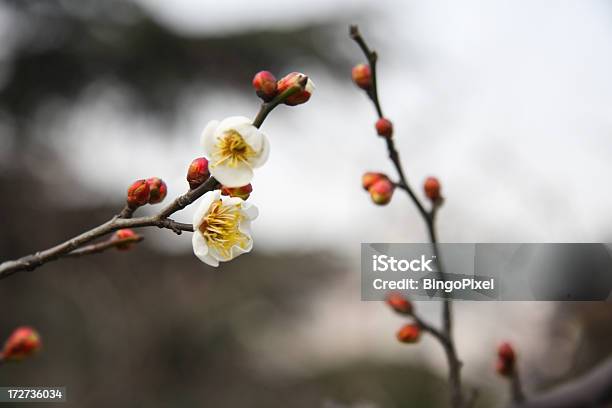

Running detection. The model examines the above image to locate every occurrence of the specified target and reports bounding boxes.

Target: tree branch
[509,369,526,404]
[64,235,145,258]
[350,24,464,407]
[509,357,612,408]
[0,176,218,280]
[0,81,298,280]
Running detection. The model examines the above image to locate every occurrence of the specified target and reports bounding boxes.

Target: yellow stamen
[213,130,256,168]
[199,199,249,259]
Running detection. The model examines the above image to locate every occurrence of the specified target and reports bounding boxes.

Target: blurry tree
[0,0,345,152]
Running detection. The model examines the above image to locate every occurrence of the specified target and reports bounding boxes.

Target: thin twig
[465,388,479,408]
[0,176,218,280]
[350,24,464,408]
[510,369,526,404]
[64,235,145,258]
[412,312,449,347]
[508,357,612,408]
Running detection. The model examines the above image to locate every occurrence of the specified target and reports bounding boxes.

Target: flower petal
[207,237,253,263]
[216,116,252,134]
[238,218,253,237]
[233,123,264,152]
[305,77,315,93]
[192,190,221,229]
[232,239,253,256]
[241,201,259,220]
[210,163,254,187]
[201,119,220,156]
[248,131,270,168]
[192,231,219,267]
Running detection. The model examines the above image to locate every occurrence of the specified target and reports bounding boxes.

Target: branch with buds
[496,342,526,404]
[0,71,314,279]
[350,25,464,408]
[352,25,612,408]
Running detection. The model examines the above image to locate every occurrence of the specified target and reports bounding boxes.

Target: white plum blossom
[192,190,258,267]
[201,116,270,187]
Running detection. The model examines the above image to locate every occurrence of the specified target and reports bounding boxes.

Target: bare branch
[509,357,612,408]
[0,83,300,280]
[351,24,464,407]
[0,176,219,280]
[411,311,448,347]
[509,369,527,404]
[64,235,145,258]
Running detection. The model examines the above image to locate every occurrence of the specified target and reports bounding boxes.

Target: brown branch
[0,84,297,280]
[508,357,612,408]
[465,388,479,408]
[509,369,526,404]
[64,235,145,258]
[351,24,464,407]
[412,311,453,351]
[0,176,218,280]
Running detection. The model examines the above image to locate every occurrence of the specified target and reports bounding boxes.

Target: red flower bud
[386,293,413,315]
[352,63,372,90]
[187,157,210,189]
[113,228,140,251]
[221,183,253,200]
[277,72,314,106]
[2,327,41,361]
[424,177,441,201]
[362,172,387,191]
[126,179,150,209]
[146,177,167,204]
[496,342,516,377]
[375,118,393,138]
[396,324,421,344]
[252,71,278,102]
[369,178,394,205]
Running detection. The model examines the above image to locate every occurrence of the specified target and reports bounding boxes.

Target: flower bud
[113,228,140,251]
[369,178,394,205]
[396,324,421,344]
[221,183,253,200]
[375,118,393,138]
[352,63,372,89]
[146,177,167,204]
[187,157,210,189]
[1,327,41,361]
[277,72,315,106]
[386,293,413,315]
[362,172,387,191]
[496,342,516,376]
[424,177,441,201]
[252,71,278,102]
[126,179,150,209]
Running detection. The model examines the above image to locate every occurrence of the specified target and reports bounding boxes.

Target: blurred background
[0,0,611,406]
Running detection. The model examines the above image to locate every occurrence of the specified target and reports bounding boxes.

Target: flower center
[199,200,248,258]
[213,130,256,167]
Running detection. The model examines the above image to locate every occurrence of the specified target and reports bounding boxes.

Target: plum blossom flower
[192,190,258,267]
[201,116,270,187]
